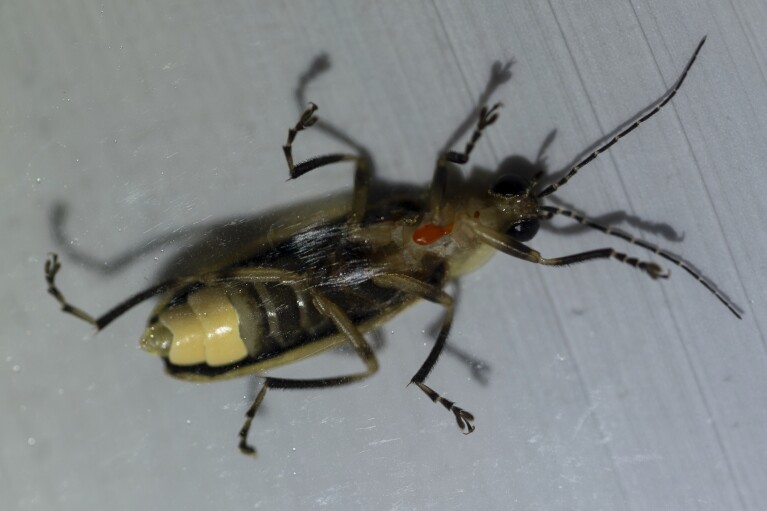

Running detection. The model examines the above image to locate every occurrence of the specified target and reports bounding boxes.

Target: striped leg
[540,205,742,319]
[45,253,182,330]
[373,273,475,434]
[470,221,669,279]
[239,288,380,455]
[282,103,370,223]
[430,103,503,216]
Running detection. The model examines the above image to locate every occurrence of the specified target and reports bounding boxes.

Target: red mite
[413,223,454,245]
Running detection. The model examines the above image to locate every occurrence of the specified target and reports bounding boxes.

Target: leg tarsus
[373,273,476,434]
[236,289,379,457]
[239,381,269,456]
[431,102,503,213]
[540,248,670,279]
[44,253,99,326]
[445,102,502,164]
[281,103,370,222]
[539,205,742,318]
[283,103,319,178]
[413,381,476,434]
[455,407,475,434]
[46,252,183,331]
[471,222,670,280]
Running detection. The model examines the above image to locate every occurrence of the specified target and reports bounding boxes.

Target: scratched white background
[2,1,766,510]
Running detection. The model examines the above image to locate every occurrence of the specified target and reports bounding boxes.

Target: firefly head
[487,174,540,242]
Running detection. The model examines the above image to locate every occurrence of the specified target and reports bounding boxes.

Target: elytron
[46,37,740,455]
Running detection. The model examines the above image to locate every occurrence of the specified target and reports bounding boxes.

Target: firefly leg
[539,206,742,319]
[238,288,379,455]
[372,273,475,434]
[282,103,370,223]
[430,103,502,215]
[44,255,311,331]
[45,253,182,330]
[471,222,670,279]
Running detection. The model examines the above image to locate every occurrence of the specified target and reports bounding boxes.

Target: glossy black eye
[490,174,528,197]
[507,219,540,242]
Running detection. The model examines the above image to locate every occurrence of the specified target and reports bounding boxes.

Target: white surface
[2,1,766,510]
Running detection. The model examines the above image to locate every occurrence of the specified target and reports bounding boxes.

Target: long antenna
[536,36,706,198]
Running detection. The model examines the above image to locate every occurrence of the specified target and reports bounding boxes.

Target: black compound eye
[490,174,529,197]
[507,219,540,242]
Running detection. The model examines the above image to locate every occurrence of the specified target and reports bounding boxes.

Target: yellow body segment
[160,304,207,366]
[158,287,247,367]
[187,288,248,367]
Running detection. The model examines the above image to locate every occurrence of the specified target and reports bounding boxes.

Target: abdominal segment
[159,287,248,367]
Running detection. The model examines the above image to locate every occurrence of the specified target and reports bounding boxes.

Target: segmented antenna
[536,37,706,198]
